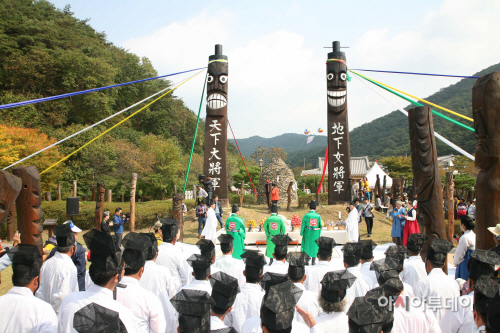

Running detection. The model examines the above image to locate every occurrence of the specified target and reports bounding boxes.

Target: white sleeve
[310,324,326,333]
[0,254,12,271]
[158,292,179,333]
[148,296,166,333]
[453,236,467,265]
[406,210,417,221]
[439,307,458,333]
[38,306,58,333]
[52,271,75,313]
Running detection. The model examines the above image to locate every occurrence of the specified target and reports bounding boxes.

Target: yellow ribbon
[208,59,228,64]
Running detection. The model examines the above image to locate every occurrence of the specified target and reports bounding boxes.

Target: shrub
[229,194,257,206]
[298,193,328,207]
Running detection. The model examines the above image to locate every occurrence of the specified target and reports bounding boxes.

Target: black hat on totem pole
[260,272,290,295]
[209,271,241,311]
[231,204,239,214]
[426,239,454,267]
[240,249,266,280]
[8,244,42,281]
[260,280,303,331]
[196,239,216,258]
[286,251,311,281]
[209,44,228,61]
[170,289,215,333]
[54,223,76,250]
[140,232,158,261]
[271,203,278,214]
[406,233,428,253]
[122,232,152,270]
[309,200,317,210]
[315,236,336,259]
[160,218,178,242]
[73,302,127,333]
[359,240,377,260]
[271,234,292,257]
[84,229,122,274]
[320,270,357,303]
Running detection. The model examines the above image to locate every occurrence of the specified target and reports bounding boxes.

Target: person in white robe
[140,250,179,298]
[156,218,192,286]
[345,202,360,243]
[342,243,372,311]
[359,240,378,289]
[402,233,429,290]
[58,229,139,333]
[304,236,343,292]
[314,270,356,333]
[36,223,78,314]
[0,244,58,333]
[180,254,213,294]
[287,252,321,324]
[209,272,241,331]
[453,217,476,281]
[170,289,215,333]
[201,200,218,243]
[414,239,459,324]
[115,233,166,333]
[263,234,292,275]
[213,234,246,286]
[384,245,415,297]
[225,250,266,332]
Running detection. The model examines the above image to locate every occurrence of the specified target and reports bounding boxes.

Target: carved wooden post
[91,185,95,201]
[173,193,184,241]
[72,180,77,197]
[473,72,500,250]
[0,170,22,227]
[467,190,474,202]
[391,178,401,203]
[6,206,16,241]
[174,185,177,194]
[45,192,51,201]
[327,41,350,204]
[121,193,124,202]
[446,171,455,242]
[287,181,293,212]
[409,106,447,261]
[130,173,137,232]
[106,189,112,203]
[161,190,164,201]
[382,175,387,197]
[94,183,105,230]
[315,178,319,204]
[204,44,229,208]
[239,181,244,207]
[375,174,381,199]
[12,166,43,255]
[57,182,61,200]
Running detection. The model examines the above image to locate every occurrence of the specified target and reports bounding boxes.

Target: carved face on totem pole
[0,171,22,226]
[206,45,228,117]
[327,43,347,113]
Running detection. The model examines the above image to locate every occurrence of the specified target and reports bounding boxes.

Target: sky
[50,0,500,139]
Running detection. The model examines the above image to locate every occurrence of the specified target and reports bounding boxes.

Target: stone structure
[257,158,298,206]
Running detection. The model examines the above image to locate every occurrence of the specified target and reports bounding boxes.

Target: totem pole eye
[219,75,228,84]
[327,73,334,81]
[207,75,214,83]
[340,72,347,81]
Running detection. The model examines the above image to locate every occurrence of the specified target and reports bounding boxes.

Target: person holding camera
[113,207,128,248]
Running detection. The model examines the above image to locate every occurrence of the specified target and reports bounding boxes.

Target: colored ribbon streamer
[182,71,208,195]
[228,119,257,196]
[0,67,206,110]
[318,145,329,194]
[350,68,479,79]
[40,69,205,175]
[353,73,474,161]
[349,70,474,132]
[349,70,473,122]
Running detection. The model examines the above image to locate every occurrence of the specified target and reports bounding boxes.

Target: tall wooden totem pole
[204,44,229,207]
[0,171,22,226]
[473,72,500,250]
[326,41,351,204]
[409,106,446,258]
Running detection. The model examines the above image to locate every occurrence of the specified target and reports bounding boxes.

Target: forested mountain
[0,0,207,198]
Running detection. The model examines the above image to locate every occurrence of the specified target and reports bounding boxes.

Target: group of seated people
[1,216,500,333]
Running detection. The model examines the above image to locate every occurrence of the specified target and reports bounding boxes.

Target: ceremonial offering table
[243,227,349,245]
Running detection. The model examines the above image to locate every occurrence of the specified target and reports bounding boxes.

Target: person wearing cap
[153,221,163,246]
[346,201,360,243]
[139,233,179,298]
[487,223,500,256]
[347,295,394,333]
[202,200,218,243]
[300,200,323,264]
[472,275,499,333]
[304,236,343,292]
[264,234,292,275]
[36,223,79,313]
[0,244,58,332]
[287,252,321,324]
[454,216,476,280]
[225,249,267,332]
[156,218,192,286]
[342,243,372,310]
[115,232,166,333]
[213,234,245,286]
[441,249,500,333]
[414,239,459,322]
[401,233,428,290]
[72,302,126,333]
[59,229,140,333]
[402,201,420,246]
[209,272,241,330]
[264,204,286,263]
[315,270,356,332]
[48,220,86,291]
[270,183,280,208]
[225,204,246,259]
[359,240,378,288]
[390,201,406,246]
[171,289,215,333]
[382,246,415,297]
[101,211,112,235]
[196,238,223,276]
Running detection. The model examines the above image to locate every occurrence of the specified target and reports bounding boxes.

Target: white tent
[365,161,392,189]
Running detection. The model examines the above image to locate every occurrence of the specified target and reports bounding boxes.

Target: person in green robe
[300,200,322,265]
[264,203,286,263]
[225,204,246,259]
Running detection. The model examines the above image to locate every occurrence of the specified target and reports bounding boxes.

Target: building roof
[301,156,370,177]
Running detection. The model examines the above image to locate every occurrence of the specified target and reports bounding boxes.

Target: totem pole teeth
[207,93,227,109]
[327,90,346,106]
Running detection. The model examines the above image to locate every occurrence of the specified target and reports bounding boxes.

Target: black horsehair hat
[54,223,76,249]
[260,272,290,294]
[316,236,336,258]
[426,239,454,266]
[209,272,241,311]
[321,270,357,303]
[159,218,178,241]
[8,244,42,281]
[196,239,216,258]
[170,289,215,333]
[342,242,364,259]
[84,229,122,274]
[231,204,239,214]
[73,302,126,333]
[287,251,311,280]
[241,249,266,280]
[261,280,303,331]
[406,233,428,253]
[359,240,377,260]
[140,232,158,260]
[122,232,152,270]
[271,234,292,257]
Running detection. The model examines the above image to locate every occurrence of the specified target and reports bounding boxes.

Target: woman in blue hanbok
[454,216,476,280]
[390,201,406,246]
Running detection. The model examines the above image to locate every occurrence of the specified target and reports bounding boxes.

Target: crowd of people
[0,196,500,333]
